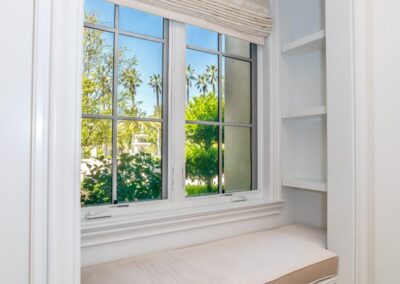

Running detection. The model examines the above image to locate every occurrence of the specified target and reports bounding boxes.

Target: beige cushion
[82,224,337,284]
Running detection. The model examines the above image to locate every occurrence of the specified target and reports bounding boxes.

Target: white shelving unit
[279,0,327,198]
[282,106,326,119]
[282,177,327,192]
[282,30,325,56]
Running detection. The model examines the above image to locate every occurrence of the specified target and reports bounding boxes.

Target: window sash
[82,4,169,205]
[184,32,258,195]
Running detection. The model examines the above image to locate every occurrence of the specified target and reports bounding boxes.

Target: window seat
[81,224,338,284]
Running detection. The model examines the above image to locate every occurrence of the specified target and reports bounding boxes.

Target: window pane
[186,25,218,50]
[186,49,218,121]
[117,121,162,203]
[119,7,163,38]
[223,126,251,192]
[81,119,113,206]
[118,35,163,118]
[84,0,114,27]
[222,57,251,123]
[82,28,114,115]
[185,124,219,196]
[222,35,251,58]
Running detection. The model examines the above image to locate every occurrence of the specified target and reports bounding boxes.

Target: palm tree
[120,58,142,116]
[148,74,162,108]
[196,74,208,95]
[186,65,196,104]
[205,64,218,93]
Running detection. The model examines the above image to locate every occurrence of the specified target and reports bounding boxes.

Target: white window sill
[81,199,285,247]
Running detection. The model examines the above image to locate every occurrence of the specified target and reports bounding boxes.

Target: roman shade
[109,0,272,45]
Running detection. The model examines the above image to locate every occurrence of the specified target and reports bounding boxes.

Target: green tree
[186,64,196,104]
[185,91,219,192]
[195,74,209,95]
[205,64,218,93]
[148,73,162,108]
[119,56,143,116]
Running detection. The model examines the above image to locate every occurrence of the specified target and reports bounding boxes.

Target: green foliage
[185,142,218,188]
[81,157,112,206]
[81,153,161,206]
[185,92,219,193]
[117,153,161,202]
[185,184,218,196]
[186,91,218,123]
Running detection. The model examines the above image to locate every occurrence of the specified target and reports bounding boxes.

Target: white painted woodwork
[325,1,356,283]
[282,106,326,119]
[282,30,325,56]
[0,0,34,283]
[369,0,400,282]
[282,177,327,192]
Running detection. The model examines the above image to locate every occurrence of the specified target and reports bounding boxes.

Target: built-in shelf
[282,30,325,56]
[282,106,326,119]
[282,177,327,192]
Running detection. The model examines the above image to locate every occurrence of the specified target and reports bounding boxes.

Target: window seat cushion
[81,224,338,284]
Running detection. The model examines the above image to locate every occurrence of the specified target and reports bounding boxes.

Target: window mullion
[169,22,188,205]
[111,5,119,204]
[217,34,223,194]
[251,44,258,190]
[161,19,169,200]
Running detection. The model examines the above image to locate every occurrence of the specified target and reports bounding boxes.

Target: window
[185,26,257,197]
[80,0,258,209]
[81,0,168,206]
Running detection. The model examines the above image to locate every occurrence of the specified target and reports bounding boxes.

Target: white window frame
[80,19,272,220]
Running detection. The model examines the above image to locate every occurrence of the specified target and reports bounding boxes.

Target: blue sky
[186,49,218,101]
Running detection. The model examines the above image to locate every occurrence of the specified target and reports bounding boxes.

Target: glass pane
[84,0,114,27]
[222,57,251,123]
[186,49,218,121]
[81,119,113,207]
[185,124,219,196]
[118,35,163,118]
[117,121,162,203]
[223,126,251,192]
[82,28,114,115]
[186,25,218,50]
[119,6,163,38]
[222,35,251,58]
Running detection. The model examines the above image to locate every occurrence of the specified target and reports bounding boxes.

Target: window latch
[85,210,112,220]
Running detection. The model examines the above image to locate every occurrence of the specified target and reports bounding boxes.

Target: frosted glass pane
[223,126,251,192]
[223,58,251,123]
[222,35,250,58]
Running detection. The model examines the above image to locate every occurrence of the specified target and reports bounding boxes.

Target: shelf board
[282,177,327,192]
[282,30,325,56]
[282,106,326,119]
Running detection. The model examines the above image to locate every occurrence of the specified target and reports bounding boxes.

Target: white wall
[370,0,400,282]
[0,0,34,283]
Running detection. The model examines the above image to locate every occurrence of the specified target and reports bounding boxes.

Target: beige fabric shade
[109,0,272,45]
